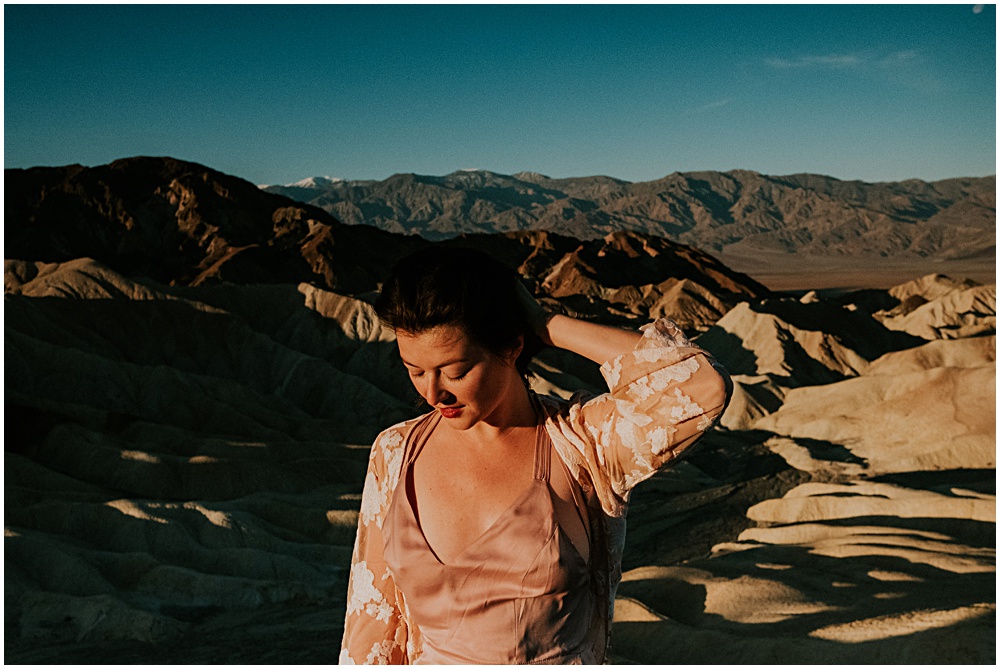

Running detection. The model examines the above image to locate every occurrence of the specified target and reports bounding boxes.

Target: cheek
[462,369,503,405]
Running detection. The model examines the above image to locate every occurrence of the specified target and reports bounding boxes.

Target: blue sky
[4,4,996,185]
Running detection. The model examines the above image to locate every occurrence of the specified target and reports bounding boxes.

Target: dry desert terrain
[5,258,994,664]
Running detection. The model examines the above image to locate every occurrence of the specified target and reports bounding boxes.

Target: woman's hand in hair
[515,283,642,364]
[516,281,557,346]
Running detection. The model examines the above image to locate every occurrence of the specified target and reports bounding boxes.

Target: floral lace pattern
[339,318,731,664]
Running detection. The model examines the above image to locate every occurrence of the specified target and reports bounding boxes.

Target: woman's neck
[459,382,537,448]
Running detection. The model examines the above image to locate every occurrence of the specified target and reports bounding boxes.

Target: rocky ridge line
[263,168,995,259]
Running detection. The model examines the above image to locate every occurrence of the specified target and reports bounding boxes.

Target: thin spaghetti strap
[405,412,440,466]
[531,395,550,481]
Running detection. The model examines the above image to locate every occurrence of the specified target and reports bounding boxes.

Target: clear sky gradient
[4,4,996,186]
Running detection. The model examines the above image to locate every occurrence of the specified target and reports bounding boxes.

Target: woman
[340,246,731,664]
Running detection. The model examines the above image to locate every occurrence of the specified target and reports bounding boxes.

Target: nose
[422,373,454,407]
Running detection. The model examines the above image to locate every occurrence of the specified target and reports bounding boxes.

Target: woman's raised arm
[518,282,642,363]
[519,283,733,516]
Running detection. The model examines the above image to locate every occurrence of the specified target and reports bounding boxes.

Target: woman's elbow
[701,359,734,424]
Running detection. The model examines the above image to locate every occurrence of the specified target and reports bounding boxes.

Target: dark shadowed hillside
[5,157,768,331]
[5,157,424,294]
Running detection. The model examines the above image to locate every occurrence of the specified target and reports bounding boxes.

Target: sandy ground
[716,251,996,292]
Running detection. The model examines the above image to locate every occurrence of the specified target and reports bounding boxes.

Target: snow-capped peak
[285,176,345,188]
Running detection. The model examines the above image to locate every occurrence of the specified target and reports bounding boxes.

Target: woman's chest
[409,430,536,565]
[382,421,597,663]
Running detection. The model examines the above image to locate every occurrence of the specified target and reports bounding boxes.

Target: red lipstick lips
[439,406,464,419]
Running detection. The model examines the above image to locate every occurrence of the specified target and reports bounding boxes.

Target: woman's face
[395,324,524,431]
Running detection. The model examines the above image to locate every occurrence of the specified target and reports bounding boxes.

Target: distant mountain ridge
[263,169,996,259]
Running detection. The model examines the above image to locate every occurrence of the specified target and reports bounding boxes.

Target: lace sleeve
[340,429,409,664]
[545,318,732,517]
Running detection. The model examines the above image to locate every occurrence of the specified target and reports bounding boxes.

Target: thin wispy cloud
[766,54,864,69]
[682,98,734,117]
[695,98,733,113]
[766,50,924,72]
[878,50,922,68]
[764,48,940,94]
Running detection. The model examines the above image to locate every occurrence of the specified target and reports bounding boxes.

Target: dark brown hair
[374,246,542,380]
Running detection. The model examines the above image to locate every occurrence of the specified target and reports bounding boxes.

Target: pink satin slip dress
[382,407,601,664]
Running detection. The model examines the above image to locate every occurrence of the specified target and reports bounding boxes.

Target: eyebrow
[400,357,470,369]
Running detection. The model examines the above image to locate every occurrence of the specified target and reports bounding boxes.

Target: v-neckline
[403,411,547,568]
[407,475,545,567]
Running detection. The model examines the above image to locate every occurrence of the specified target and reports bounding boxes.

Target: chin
[445,414,479,431]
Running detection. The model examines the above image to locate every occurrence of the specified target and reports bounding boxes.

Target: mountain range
[262,169,995,260]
